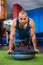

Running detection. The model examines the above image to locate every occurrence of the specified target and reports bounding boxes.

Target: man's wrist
[9,48,12,50]
[34,47,37,50]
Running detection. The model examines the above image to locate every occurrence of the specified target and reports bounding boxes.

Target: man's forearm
[32,35,37,49]
[9,37,14,50]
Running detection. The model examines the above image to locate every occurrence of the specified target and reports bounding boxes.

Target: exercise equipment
[9,39,39,60]
[10,45,37,60]
[11,51,35,60]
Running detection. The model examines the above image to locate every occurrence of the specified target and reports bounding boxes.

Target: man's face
[19,14,28,26]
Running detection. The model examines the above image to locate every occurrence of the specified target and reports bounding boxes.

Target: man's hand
[7,49,12,54]
[34,48,40,53]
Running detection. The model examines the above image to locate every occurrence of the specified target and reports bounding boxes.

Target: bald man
[8,10,39,54]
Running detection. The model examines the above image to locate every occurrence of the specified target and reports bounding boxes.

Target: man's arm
[8,19,16,51]
[30,19,39,53]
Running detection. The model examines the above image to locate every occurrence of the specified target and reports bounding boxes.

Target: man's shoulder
[29,18,34,22]
[11,18,17,27]
[12,18,16,22]
[29,18,34,27]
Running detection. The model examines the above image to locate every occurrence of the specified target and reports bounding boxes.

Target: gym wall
[26,7,43,33]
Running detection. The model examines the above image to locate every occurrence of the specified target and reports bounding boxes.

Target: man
[8,10,39,54]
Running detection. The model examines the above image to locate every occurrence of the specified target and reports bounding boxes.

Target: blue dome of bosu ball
[11,46,36,60]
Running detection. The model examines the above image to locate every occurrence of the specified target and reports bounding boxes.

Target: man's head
[18,10,28,26]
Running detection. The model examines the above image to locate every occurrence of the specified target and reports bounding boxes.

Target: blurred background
[0,0,43,46]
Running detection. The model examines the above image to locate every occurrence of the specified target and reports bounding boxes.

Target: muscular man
[8,10,39,54]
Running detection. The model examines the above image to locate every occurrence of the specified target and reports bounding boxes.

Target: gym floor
[0,45,43,65]
[0,45,43,53]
